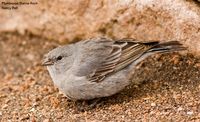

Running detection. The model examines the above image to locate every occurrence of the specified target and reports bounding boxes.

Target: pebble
[195,63,200,68]
[2,104,8,109]
[20,114,30,120]
[29,107,35,112]
[26,53,35,61]
[151,103,156,107]
[177,107,183,111]
[43,119,51,122]
[186,111,193,115]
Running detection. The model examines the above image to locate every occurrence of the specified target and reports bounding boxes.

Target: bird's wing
[75,38,157,82]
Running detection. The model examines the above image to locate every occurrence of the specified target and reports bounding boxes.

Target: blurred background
[0,0,200,121]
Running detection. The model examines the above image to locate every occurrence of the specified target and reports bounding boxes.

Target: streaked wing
[88,42,124,82]
[87,38,155,82]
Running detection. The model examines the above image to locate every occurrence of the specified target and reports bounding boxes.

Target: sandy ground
[0,33,199,122]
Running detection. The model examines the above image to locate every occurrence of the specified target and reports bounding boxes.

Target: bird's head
[42,44,75,80]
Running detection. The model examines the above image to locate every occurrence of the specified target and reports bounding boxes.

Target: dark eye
[57,56,62,60]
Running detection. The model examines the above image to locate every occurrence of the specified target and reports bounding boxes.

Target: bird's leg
[75,98,102,112]
[87,98,102,108]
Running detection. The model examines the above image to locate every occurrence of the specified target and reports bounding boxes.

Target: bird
[42,37,186,100]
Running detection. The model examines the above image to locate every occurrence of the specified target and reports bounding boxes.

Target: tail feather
[128,41,186,68]
[147,41,186,53]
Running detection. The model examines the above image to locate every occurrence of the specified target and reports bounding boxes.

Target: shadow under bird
[42,37,186,100]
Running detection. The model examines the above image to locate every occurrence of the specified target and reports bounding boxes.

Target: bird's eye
[57,56,62,60]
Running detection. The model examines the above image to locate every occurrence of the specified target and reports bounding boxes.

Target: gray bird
[42,37,186,100]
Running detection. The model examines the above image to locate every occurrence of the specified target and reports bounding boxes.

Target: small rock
[5,99,10,104]
[33,102,38,107]
[195,63,200,68]
[2,104,8,109]
[50,97,60,108]
[171,55,180,65]
[186,111,193,115]
[150,111,155,115]
[30,107,35,112]
[26,53,35,61]
[0,94,7,98]
[43,119,50,122]
[20,114,30,120]
[151,103,156,107]
[177,107,183,111]
[56,112,63,119]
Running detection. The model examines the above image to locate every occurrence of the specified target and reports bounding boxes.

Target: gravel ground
[0,33,199,122]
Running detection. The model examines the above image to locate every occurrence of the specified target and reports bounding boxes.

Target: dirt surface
[0,33,199,122]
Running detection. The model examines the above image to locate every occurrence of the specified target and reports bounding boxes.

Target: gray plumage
[42,37,186,100]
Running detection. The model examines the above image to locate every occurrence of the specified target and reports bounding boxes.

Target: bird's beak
[42,59,54,66]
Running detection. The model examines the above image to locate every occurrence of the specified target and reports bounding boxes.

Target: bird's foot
[75,98,102,112]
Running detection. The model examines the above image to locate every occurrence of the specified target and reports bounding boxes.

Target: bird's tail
[125,41,186,70]
[146,41,186,53]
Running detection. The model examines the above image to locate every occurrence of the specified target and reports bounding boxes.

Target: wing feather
[88,44,122,82]
[87,39,153,82]
[83,38,184,83]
